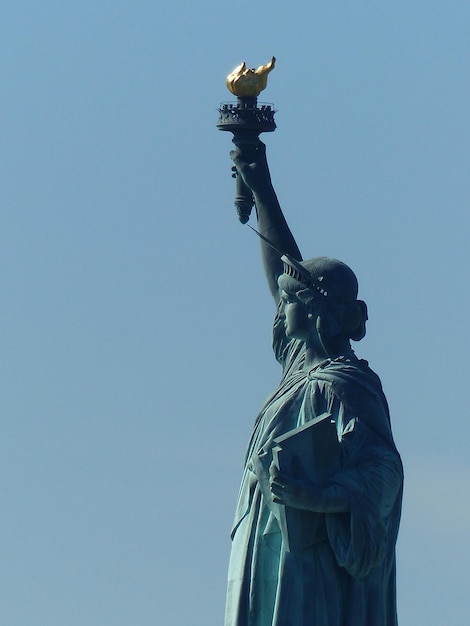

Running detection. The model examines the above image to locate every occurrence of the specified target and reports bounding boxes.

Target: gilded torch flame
[226,56,276,97]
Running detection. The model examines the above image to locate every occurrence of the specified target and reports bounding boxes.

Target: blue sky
[1,1,469,624]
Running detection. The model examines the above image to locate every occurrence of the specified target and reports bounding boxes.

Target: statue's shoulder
[309,357,385,405]
[309,357,395,446]
[309,356,377,381]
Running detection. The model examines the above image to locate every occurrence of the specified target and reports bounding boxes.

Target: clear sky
[1,1,469,624]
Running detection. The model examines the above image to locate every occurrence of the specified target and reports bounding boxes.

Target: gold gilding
[226,57,276,97]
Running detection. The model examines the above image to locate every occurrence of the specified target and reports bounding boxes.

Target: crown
[281,255,330,298]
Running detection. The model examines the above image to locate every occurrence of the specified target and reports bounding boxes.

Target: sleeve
[303,374,402,579]
[273,308,290,365]
[326,417,403,579]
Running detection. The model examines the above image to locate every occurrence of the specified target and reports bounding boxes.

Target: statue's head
[277,256,368,342]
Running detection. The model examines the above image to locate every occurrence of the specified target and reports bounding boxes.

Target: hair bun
[345,299,368,341]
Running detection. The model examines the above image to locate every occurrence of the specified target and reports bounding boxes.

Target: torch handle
[231,131,260,224]
[234,174,254,224]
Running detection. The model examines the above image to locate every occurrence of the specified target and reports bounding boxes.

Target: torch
[217,57,276,223]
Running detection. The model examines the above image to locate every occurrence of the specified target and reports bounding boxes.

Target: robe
[225,313,403,626]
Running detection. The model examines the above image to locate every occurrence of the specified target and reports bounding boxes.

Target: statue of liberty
[219,60,403,626]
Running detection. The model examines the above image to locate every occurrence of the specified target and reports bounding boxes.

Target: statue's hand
[269,462,321,510]
[230,141,273,195]
[269,462,349,513]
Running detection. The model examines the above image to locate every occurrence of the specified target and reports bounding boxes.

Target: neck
[303,331,329,368]
[304,335,354,369]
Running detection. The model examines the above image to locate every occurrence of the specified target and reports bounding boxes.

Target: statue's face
[280,290,314,341]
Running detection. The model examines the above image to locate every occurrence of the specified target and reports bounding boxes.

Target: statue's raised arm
[217,57,301,305]
[230,140,301,304]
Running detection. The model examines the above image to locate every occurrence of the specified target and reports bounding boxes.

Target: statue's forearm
[253,186,302,300]
[230,141,303,301]
[254,186,300,256]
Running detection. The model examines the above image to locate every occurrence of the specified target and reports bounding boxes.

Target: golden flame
[225,57,276,97]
